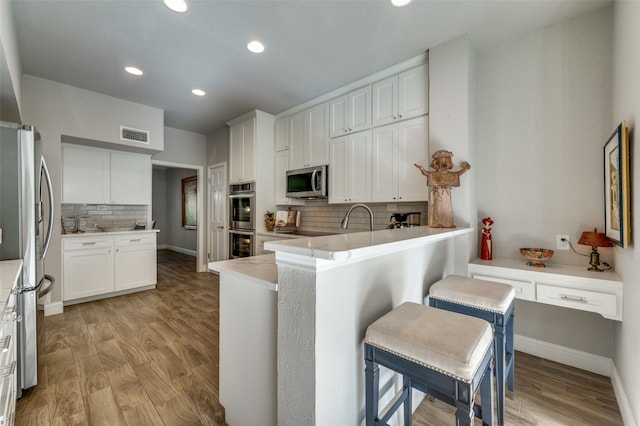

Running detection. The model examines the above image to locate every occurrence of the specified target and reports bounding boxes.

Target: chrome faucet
[340,203,374,231]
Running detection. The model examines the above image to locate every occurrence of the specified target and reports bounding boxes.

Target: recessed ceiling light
[391,0,412,6]
[125,66,143,76]
[163,0,188,13]
[192,89,206,96]
[247,40,265,54]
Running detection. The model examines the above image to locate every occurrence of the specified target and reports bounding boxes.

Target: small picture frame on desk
[603,121,630,248]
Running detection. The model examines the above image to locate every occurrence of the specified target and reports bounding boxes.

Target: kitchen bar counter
[210,225,474,426]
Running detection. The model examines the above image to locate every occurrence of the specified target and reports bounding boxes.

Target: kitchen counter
[212,225,474,426]
[0,259,22,303]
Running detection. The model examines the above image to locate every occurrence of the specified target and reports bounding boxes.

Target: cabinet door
[114,236,156,291]
[275,150,290,204]
[371,124,398,202]
[306,102,329,167]
[289,111,306,170]
[329,95,348,138]
[275,117,290,151]
[329,136,348,203]
[62,145,110,204]
[372,75,398,128]
[63,246,114,300]
[397,116,429,201]
[229,118,256,183]
[110,152,151,205]
[348,86,371,134]
[349,131,372,203]
[398,64,428,120]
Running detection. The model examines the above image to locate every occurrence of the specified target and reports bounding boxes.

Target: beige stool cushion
[365,302,493,383]
[429,275,515,314]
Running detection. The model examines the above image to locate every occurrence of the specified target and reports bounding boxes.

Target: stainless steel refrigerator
[0,121,54,398]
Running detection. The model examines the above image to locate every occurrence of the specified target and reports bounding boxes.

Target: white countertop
[0,259,22,303]
[209,254,278,291]
[264,225,472,261]
[61,229,160,238]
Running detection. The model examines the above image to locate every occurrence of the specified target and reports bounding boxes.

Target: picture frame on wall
[182,175,197,230]
[603,121,631,248]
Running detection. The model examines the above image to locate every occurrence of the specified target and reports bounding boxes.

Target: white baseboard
[611,363,639,426]
[515,334,613,377]
[44,301,63,316]
[160,245,197,257]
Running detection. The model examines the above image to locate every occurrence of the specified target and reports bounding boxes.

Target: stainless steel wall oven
[229,182,255,258]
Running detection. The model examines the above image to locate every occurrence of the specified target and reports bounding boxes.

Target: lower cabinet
[63,232,157,303]
[0,289,17,425]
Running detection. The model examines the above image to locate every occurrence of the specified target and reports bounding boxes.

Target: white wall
[0,0,22,119]
[21,75,165,303]
[152,167,167,246]
[612,2,640,425]
[476,7,616,358]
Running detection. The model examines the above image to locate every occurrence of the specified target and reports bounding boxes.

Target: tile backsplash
[61,204,148,234]
[274,201,428,233]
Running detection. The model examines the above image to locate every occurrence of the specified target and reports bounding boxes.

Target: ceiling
[6,0,610,135]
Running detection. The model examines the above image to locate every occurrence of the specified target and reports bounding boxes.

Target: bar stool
[364,302,495,426]
[427,275,515,426]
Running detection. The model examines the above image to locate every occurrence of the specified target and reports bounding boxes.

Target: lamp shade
[578,231,613,248]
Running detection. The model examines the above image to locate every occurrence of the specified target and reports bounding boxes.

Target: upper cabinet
[329,86,371,138]
[372,64,428,128]
[229,116,256,183]
[329,131,372,204]
[62,144,151,205]
[371,116,429,202]
[289,102,329,170]
[275,116,290,152]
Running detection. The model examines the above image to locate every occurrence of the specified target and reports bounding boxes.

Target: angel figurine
[415,150,471,228]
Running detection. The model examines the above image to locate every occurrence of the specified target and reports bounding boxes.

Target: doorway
[152,160,207,272]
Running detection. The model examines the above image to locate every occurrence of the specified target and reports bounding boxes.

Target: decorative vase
[266,218,275,232]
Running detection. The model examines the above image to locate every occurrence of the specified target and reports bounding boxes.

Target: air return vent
[120,126,150,144]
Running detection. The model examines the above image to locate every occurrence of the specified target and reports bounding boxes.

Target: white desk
[468,258,623,321]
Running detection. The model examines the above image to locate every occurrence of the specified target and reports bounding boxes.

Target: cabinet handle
[560,294,588,303]
[0,361,16,377]
[130,238,141,242]
[398,114,402,118]
[4,305,16,316]
[0,335,10,353]
[392,115,397,120]
[82,242,97,246]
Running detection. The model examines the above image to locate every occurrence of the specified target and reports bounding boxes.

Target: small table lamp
[577,229,613,271]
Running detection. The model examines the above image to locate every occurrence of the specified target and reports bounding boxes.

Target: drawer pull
[82,242,97,246]
[560,294,588,303]
[0,361,16,378]
[0,336,9,353]
[3,305,15,316]
[129,239,141,242]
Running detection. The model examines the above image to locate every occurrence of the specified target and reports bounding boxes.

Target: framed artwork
[182,176,197,230]
[603,121,630,248]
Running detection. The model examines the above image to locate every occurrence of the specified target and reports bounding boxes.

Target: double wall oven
[229,182,255,258]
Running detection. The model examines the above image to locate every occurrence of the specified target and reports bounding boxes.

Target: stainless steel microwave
[286,165,328,199]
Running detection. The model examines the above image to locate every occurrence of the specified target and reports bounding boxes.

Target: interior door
[209,164,227,262]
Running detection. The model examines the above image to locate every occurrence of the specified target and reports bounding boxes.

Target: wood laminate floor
[16,250,623,425]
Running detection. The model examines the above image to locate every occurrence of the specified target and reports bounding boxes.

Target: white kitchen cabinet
[62,231,157,303]
[289,102,329,169]
[372,64,428,128]
[63,236,115,300]
[329,131,372,204]
[329,86,371,138]
[0,264,18,425]
[275,150,304,206]
[62,144,151,205]
[114,233,157,291]
[468,258,624,321]
[229,116,256,183]
[275,116,289,152]
[371,116,429,202]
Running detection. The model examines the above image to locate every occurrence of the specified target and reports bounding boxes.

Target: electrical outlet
[556,234,570,250]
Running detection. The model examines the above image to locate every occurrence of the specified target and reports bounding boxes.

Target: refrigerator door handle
[41,157,54,258]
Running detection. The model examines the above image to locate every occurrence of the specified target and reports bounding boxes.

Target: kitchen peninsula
[209,225,473,425]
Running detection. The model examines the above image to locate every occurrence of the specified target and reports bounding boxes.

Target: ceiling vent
[120,126,150,144]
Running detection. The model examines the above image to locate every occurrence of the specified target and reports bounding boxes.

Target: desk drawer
[537,284,618,318]
[470,273,536,301]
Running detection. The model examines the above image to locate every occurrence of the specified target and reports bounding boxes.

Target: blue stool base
[365,343,494,426]
[428,297,515,426]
